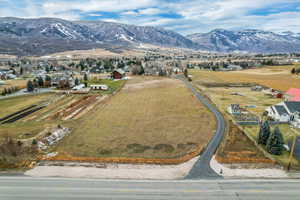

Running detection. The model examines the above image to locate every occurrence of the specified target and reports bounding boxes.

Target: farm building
[285,88,300,102]
[267,101,300,127]
[111,69,125,79]
[90,84,108,91]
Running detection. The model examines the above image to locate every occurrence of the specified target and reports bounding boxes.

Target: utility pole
[287,134,297,171]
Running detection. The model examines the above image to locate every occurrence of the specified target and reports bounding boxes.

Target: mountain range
[0,17,300,56]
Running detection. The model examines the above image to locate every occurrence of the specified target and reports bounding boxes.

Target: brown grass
[56,77,216,159]
[217,121,272,164]
[191,65,300,91]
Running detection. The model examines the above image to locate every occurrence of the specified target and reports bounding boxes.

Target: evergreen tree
[45,66,50,73]
[20,67,24,75]
[266,127,284,155]
[84,73,88,81]
[138,65,145,75]
[291,68,296,74]
[27,80,34,92]
[75,77,80,86]
[38,77,44,87]
[83,73,88,87]
[184,68,188,78]
[257,120,271,145]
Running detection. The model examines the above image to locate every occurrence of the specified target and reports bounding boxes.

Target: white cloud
[139,8,162,15]
[0,0,300,34]
[88,13,102,17]
[42,0,157,13]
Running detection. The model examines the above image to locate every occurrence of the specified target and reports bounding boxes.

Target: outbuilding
[90,84,109,91]
[112,69,125,79]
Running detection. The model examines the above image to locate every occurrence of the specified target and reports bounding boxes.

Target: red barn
[112,69,125,79]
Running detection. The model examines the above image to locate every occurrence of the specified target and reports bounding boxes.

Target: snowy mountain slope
[187,29,300,53]
[0,17,199,56]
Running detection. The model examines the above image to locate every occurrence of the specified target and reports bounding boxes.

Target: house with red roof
[285,88,300,102]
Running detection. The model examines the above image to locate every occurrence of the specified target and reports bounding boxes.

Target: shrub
[154,144,175,153]
[266,127,284,155]
[126,143,151,153]
[257,120,271,145]
[97,149,112,155]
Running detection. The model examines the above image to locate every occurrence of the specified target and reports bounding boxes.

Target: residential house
[227,64,243,71]
[267,101,300,127]
[112,69,125,79]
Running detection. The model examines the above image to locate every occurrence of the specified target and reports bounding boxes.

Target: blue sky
[0,0,300,34]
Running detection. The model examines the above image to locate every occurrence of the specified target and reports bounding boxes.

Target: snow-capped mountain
[0,17,198,56]
[1,17,300,56]
[187,29,300,53]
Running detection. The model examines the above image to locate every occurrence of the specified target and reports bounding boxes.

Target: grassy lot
[206,87,281,116]
[0,93,54,118]
[0,121,57,139]
[0,93,57,139]
[191,64,300,91]
[0,79,27,93]
[217,121,269,164]
[56,76,216,159]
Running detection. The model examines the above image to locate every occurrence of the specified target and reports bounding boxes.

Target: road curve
[178,76,226,179]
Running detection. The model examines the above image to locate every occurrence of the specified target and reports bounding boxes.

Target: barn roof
[114,69,125,75]
[290,96,300,102]
[286,88,300,97]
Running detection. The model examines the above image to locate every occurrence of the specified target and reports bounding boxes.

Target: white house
[90,84,109,91]
[72,84,85,91]
[267,101,300,127]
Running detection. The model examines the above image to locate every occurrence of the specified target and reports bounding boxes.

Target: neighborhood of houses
[227,87,300,129]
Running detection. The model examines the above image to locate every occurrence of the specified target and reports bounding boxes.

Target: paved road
[179,76,226,179]
[1,177,299,200]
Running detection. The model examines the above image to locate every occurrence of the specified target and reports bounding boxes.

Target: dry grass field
[56,76,216,159]
[0,79,27,93]
[0,93,53,117]
[191,65,300,91]
[0,93,57,139]
[217,121,271,165]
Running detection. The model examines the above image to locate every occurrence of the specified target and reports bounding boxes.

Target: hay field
[57,76,216,159]
[0,79,27,93]
[191,65,300,91]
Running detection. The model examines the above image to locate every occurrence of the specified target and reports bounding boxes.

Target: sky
[0,0,300,35]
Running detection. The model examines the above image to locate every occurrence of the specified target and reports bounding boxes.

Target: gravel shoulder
[25,156,199,180]
[210,156,288,178]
